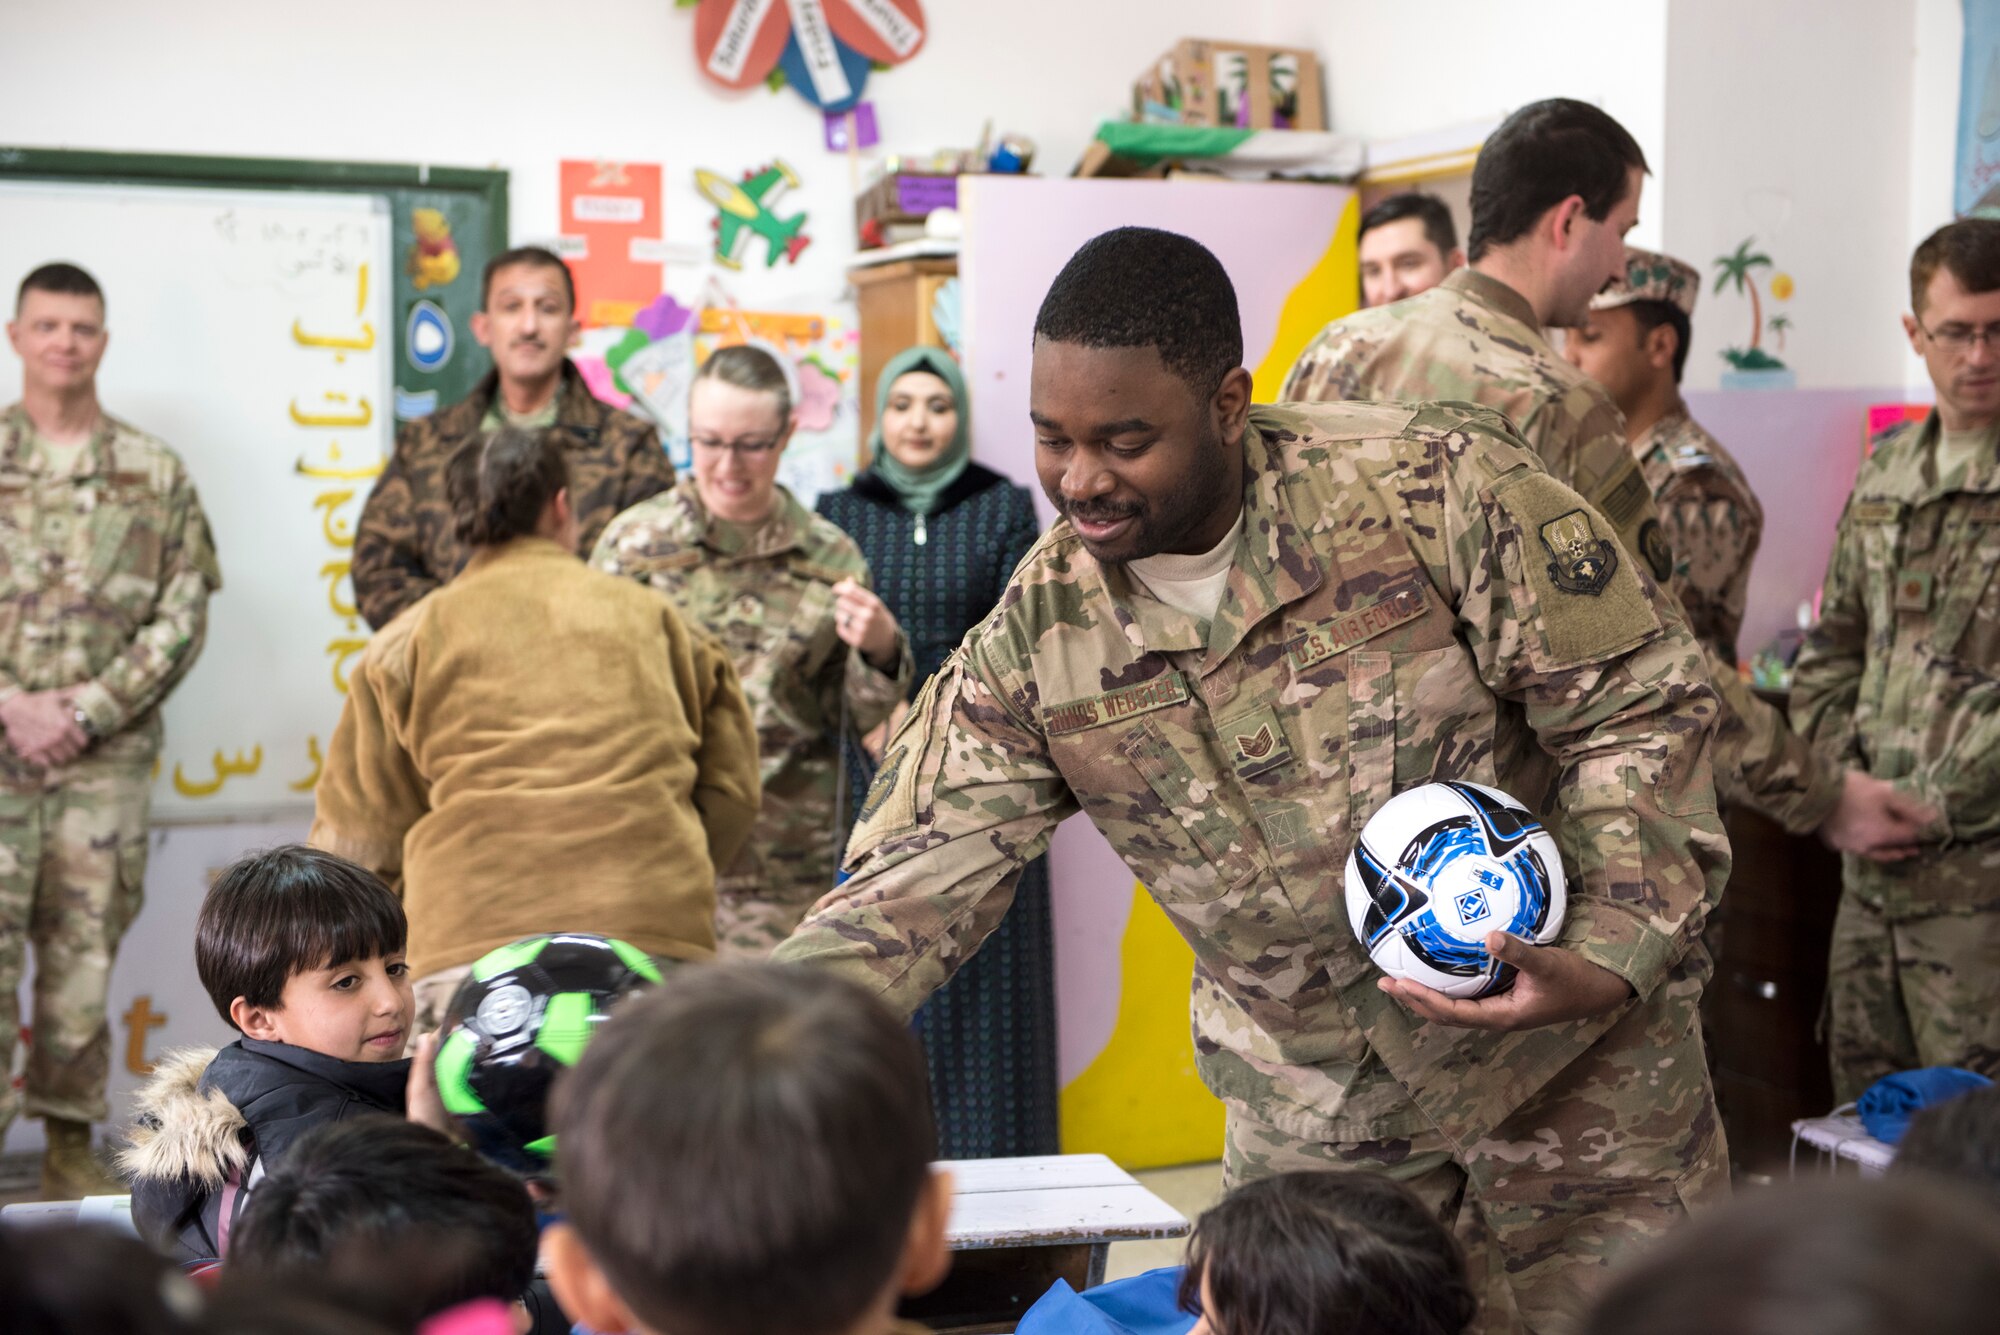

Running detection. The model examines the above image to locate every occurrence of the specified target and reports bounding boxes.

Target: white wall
[1259,0,1670,248]
[0,0,1228,314]
[1663,0,1917,393]
[1906,0,1964,394]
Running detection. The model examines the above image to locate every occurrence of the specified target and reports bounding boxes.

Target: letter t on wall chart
[559,160,665,328]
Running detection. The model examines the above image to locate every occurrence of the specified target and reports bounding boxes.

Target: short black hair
[229,1116,540,1326]
[445,427,570,547]
[16,262,104,314]
[1893,1082,2000,1212]
[481,245,576,313]
[1910,218,2000,314]
[1359,194,1459,258]
[1179,1172,1474,1335]
[1467,99,1649,262]
[195,846,406,1027]
[552,961,937,1335]
[1582,1178,2000,1335]
[1626,298,1692,384]
[1033,227,1243,400]
[0,1224,202,1335]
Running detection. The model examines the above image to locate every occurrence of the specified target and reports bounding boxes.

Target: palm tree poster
[1714,237,1797,389]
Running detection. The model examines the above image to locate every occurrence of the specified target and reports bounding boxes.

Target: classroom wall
[1260,0,1671,250]
[0,0,1227,316]
[1656,0,1925,659]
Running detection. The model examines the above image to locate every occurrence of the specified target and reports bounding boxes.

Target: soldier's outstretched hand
[1380,932,1634,1032]
[1817,769,1936,863]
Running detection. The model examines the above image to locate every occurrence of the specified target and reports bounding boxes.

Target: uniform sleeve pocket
[1347,651,1396,832]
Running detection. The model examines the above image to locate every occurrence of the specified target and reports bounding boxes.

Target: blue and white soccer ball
[1344,781,1567,1000]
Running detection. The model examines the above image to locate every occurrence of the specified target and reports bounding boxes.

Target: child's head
[1180,1172,1475,1335]
[0,1222,205,1335]
[1892,1082,2000,1212]
[1582,1177,2000,1335]
[544,960,951,1335]
[228,1115,540,1329]
[196,845,413,1062]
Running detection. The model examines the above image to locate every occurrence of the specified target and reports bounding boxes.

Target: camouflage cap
[1593,247,1700,317]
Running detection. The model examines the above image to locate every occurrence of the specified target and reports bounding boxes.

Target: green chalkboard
[0,147,508,424]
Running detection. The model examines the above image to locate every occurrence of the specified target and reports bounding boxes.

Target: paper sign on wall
[559,160,664,328]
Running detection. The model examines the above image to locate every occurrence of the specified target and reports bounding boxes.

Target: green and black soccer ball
[434,933,664,1174]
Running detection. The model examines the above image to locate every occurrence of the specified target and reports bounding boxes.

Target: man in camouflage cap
[1283,97,1926,870]
[1,263,220,1198]
[1794,219,2000,1101]
[352,247,672,629]
[1563,247,1758,661]
[779,227,1730,1333]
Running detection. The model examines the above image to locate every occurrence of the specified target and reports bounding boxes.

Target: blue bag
[1857,1067,1992,1144]
[1015,1266,1197,1335]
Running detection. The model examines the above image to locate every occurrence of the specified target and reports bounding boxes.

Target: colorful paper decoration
[558,160,665,328]
[694,161,812,269]
[686,0,926,113]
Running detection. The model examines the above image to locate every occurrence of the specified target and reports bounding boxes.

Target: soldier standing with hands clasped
[1794,218,2000,1101]
[778,228,1729,1334]
[0,262,220,1198]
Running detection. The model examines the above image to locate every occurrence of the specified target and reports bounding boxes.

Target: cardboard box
[1133,39,1325,132]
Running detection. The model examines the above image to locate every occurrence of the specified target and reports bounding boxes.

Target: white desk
[1790,1115,1895,1177]
[909,1154,1191,1334]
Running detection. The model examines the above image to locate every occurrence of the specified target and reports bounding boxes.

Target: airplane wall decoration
[696,160,812,270]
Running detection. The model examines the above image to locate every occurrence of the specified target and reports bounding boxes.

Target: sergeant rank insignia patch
[1539,510,1619,596]
[1224,706,1292,779]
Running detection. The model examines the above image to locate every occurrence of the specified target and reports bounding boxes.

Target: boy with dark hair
[351,245,672,629]
[543,961,952,1335]
[229,1116,564,1333]
[1180,1172,1474,1335]
[1283,97,1929,885]
[121,845,414,1261]
[1356,193,1463,309]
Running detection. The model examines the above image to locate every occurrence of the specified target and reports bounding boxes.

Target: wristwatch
[72,706,98,741]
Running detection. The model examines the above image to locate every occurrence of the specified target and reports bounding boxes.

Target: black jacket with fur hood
[119,1039,409,1261]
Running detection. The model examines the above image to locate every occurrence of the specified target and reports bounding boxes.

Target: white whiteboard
[0,181,394,819]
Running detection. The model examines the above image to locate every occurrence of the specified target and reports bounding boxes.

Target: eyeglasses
[690,434,783,456]
[1918,319,2000,352]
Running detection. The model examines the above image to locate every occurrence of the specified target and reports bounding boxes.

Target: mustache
[1061,499,1142,525]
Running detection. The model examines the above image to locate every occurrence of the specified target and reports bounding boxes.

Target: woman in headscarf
[816,345,1056,1159]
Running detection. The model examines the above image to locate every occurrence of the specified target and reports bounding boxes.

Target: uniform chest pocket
[1115,717,1262,904]
[1933,504,2000,661]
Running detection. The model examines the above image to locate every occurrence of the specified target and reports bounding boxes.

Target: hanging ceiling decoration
[685,0,927,113]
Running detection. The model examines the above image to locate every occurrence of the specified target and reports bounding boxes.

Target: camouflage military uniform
[594,478,912,955]
[0,405,220,1138]
[1284,267,1842,836]
[1793,412,2000,1100]
[1634,406,1763,665]
[777,403,1730,1334]
[352,361,673,630]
